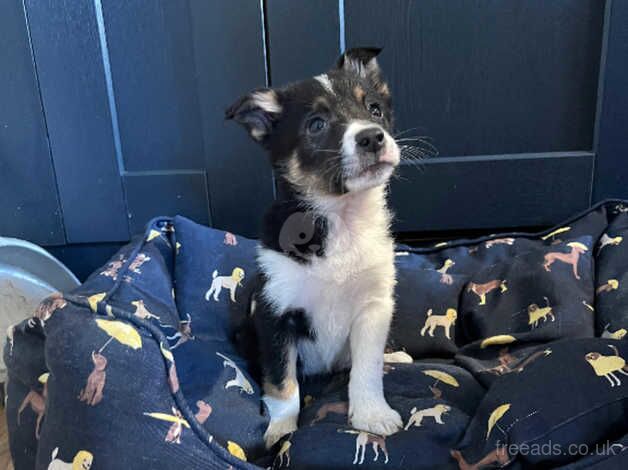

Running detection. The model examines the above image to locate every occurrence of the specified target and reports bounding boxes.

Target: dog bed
[4,201,628,469]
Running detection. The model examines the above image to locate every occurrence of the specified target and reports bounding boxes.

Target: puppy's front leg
[262,346,299,448]
[349,301,402,436]
[257,308,302,448]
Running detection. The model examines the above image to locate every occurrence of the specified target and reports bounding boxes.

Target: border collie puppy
[226,48,401,447]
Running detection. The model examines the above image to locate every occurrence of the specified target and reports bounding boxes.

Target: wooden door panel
[267,0,340,85]
[0,0,64,245]
[100,0,205,172]
[345,0,605,156]
[124,172,210,233]
[4,0,624,265]
[593,0,628,201]
[24,0,129,243]
[345,0,605,230]
[391,152,594,231]
[190,0,274,237]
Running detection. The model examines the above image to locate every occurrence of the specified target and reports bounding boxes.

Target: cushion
[459,235,595,343]
[172,215,257,340]
[6,217,267,469]
[5,200,628,470]
[595,205,628,340]
[452,338,628,468]
[168,216,268,458]
[286,362,485,469]
[389,251,468,358]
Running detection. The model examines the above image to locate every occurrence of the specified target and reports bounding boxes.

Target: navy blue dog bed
[5,201,628,469]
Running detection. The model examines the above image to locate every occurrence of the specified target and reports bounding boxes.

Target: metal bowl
[0,237,80,381]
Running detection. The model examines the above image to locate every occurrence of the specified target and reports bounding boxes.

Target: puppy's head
[226,47,399,196]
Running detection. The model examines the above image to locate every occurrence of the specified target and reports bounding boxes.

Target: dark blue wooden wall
[1,0,626,278]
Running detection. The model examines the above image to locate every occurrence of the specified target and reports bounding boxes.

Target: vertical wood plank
[0,0,64,245]
[266,0,340,85]
[23,0,129,243]
[190,0,274,237]
[99,0,205,172]
[593,0,628,201]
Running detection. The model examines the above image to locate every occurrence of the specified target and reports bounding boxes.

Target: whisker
[400,160,426,173]
[402,156,425,164]
[320,162,344,179]
[394,126,427,138]
[399,146,430,173]
[396,137,438,148]
[399,143,432,154]
[396,136,439,155]
[395,135,435,142]
[402,148,435,159]
[391,172,410,182]
[401,148,437,159]
[395,138,436,147]
[399,143,439,159]
[325,166,343,194]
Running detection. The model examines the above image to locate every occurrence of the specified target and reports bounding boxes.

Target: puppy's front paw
[264,417,298,449]
[350,402,402,436]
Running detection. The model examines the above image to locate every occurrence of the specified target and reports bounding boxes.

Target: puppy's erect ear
[336,47,389,96]
[225,88,282,143]
[336,47,382,79]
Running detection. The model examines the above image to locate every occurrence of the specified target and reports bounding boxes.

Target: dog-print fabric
[291,363,485,469]
[595,204,628,342]
[453,339,628,469]
[4,201,628,469]
[4,218,267,469]
[388,258,468,358]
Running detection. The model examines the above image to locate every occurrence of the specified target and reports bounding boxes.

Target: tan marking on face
[378,82,390,97]
[313,96,330,109]
[285,155,304,185]
[353,85,366,102]
[284,153,318,191]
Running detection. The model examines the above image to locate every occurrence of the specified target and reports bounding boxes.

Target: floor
[0,409,12,470]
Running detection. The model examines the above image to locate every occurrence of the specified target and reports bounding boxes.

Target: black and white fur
[226,48,402,447]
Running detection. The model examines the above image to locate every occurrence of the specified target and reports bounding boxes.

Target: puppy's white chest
[258,187,396,375]
[259,251,356,372]
[259,240,394,375]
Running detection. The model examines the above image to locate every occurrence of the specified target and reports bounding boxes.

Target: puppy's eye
[307,117,327,134]
[368,103,382,118]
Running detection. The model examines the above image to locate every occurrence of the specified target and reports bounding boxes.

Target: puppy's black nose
[355,128,385,152]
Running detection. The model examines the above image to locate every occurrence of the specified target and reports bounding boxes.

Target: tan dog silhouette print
[585,344,628,387]
[467,280,507,305]
[420,308,457,339]
[543,242,588,280]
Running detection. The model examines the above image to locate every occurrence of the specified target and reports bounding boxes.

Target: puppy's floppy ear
[336,47,389,96]
[225,88,282,143]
